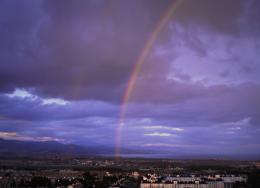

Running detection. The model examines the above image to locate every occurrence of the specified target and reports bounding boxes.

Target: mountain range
[0,138,116,156]
[0,138,153,157]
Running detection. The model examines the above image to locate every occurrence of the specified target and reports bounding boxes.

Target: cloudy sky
[0,0,260,158]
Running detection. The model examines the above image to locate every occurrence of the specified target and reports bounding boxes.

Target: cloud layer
[0,0,260,157]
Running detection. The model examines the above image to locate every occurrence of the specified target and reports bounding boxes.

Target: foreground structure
[141,174,246,188]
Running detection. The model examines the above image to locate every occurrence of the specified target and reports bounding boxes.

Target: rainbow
[115,0,183,158]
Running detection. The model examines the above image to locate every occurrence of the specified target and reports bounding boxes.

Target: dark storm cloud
[0,0,175,101]
[130,74,231,104]
[0,0,259,103]
[126,83,260,125]
[174,0,244,34]
[0,0,258,106]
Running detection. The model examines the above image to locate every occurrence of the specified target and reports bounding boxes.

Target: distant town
[0,155,259,188]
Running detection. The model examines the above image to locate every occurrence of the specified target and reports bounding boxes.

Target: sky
[0,0,260,158]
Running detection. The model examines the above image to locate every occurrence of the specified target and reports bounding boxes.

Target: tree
[82,172,96,188]
[30,176,52,188]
